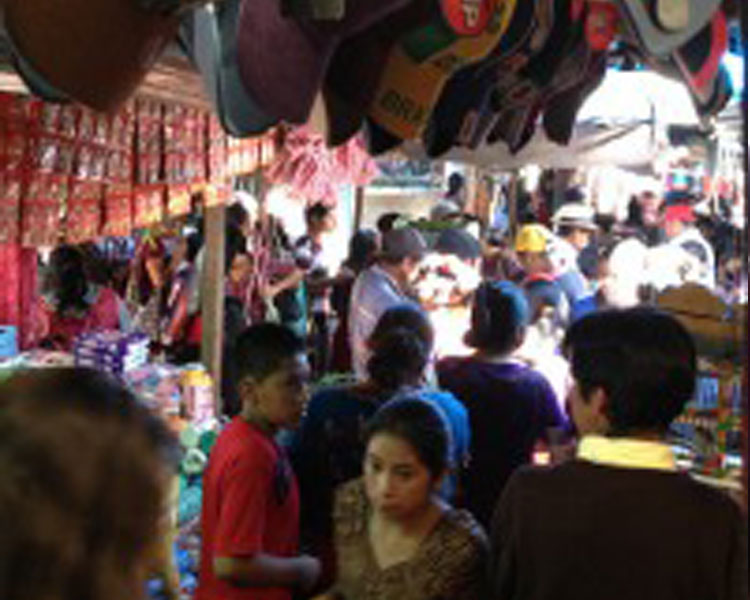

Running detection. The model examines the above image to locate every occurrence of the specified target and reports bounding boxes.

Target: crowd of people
[1,176,747,600]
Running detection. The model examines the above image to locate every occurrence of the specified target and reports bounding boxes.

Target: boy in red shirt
[196,323,321,600]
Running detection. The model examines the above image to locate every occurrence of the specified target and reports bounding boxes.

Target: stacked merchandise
[133,99,166,228]
[73,330,150,377]
[164,104,207,218]
[0,95,25,245]
[101,103,136,237]
[125,363,219,600]
[671,367,744,489]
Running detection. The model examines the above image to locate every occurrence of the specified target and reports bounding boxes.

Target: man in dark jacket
[489,308,747,600]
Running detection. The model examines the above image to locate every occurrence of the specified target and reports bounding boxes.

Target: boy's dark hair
[365,397,448,479]
[234,323,306,383]
[305,202,331,225]
[466,281,529,354]
[563,308,696,434]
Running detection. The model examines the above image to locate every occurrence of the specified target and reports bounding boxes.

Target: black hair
[563,308,696,434]
[369,303,434,354]
[564,186,585,204]
[186,232,203,264]
[467,281,529,354]
[305,202,331,224]
[226,202,250,231]
[78,242,110,287]
[225,226,247,275]
[376,212,402,235]
[556,224,576,238]
[346,229,379,273]
[365,397,448,479]
[447,172,465,195]
[367,328,429,392]
[234,323,306,383]
[48,245,90,314]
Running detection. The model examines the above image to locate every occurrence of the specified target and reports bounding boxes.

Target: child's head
[0,367,177,600]
[563,308,696,437]
[363,398,448,519]
[234,324,311,430]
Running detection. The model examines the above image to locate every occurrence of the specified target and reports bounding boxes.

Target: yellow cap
[515,224,552,253]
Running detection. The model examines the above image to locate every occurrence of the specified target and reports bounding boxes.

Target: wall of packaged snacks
[0,91,279,247]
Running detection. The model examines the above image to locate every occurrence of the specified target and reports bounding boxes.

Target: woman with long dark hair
[37,244,131,350]
[291,304,470,589]
[319,399,488,600]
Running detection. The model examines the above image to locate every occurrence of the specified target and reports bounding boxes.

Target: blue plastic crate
[0,326,18,359]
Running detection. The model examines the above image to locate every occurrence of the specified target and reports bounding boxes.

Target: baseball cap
[552,203,598,232]
[422,0,539,157]
[515,224,553,253]
[180,1,277,137]
[464,280,530,349]
[434,228,482,261]
[237,0,411,124]
[3,0,180,112]
[368,0,518,142]
[382,227,428,261]
[664,204,696,224]
[673,9,728,108]
[323,0,434,147]
[617,0,721,57]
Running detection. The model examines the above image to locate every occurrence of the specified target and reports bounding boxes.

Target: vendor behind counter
[37,244,132,351]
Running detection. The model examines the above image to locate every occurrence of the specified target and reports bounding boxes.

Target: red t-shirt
[196,418,300,600]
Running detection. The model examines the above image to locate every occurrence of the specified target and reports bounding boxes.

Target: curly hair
[0,368,177,600]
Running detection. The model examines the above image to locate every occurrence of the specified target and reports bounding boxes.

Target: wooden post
[354,185,365,231]
[508,172,519,240]
[201,203,226,411]
[741,0,748,511]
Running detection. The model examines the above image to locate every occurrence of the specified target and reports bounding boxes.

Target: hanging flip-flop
[672,9,728,106]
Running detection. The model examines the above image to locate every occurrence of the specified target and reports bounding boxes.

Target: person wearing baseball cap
[551,201,598,306]
[349,226,427,380]
[662,202,715,289]
[514,224,567,324]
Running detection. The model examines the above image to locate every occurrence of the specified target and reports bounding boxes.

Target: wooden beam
[201,203,226,412]
[508,172,519,240]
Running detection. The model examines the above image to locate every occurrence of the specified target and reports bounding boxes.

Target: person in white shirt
[550,201,598,307]
[349,227,427,380]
